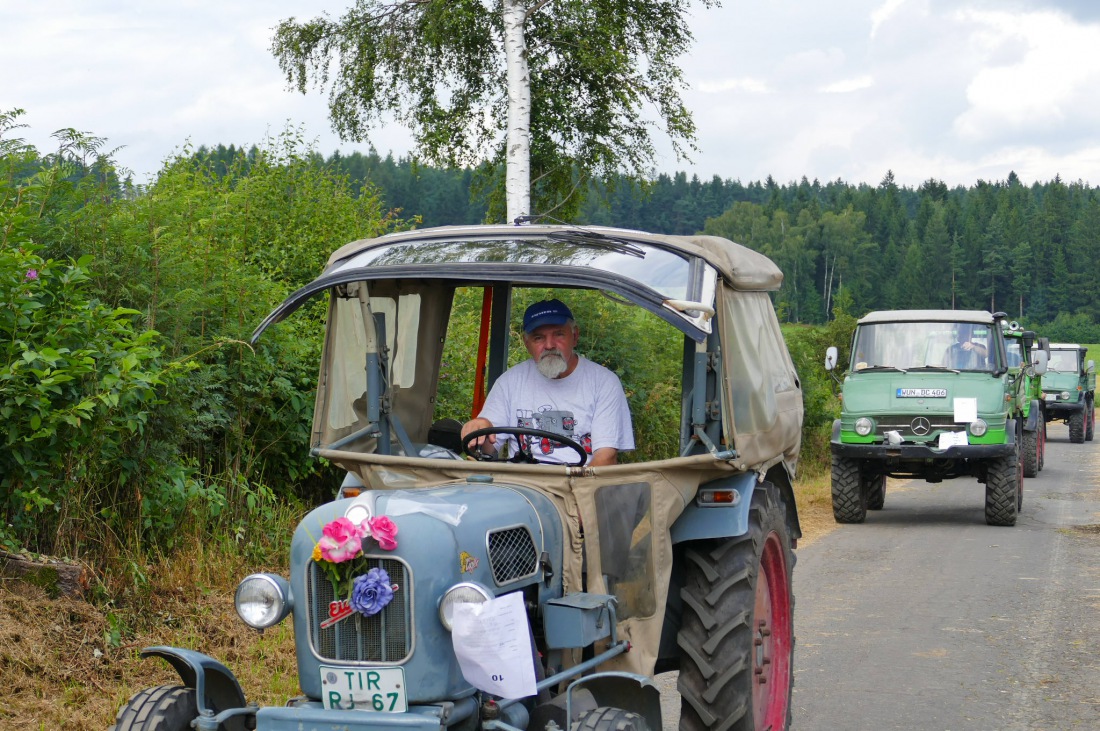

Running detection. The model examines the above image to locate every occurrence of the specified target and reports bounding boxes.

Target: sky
[5,0,1100,189]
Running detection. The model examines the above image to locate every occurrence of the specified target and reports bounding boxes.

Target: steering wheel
[461,427,588,467]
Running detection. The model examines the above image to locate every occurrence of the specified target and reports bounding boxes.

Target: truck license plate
[896,388,947,398]
[320,666,407,712]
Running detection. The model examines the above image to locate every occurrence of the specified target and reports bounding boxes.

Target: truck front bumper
[831,441,1015,461]
[1043,399,1084,418]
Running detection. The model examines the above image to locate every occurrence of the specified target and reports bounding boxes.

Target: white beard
[536,351,568,379]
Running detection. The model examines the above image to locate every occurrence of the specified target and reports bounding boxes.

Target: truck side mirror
[1031,350,1048,375]
[825,346,838,371]
[1088,359,1096,373]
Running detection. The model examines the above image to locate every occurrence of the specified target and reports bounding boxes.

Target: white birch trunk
[502,0,531,222]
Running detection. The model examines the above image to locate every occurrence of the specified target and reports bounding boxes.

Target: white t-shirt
[477,356,635,464]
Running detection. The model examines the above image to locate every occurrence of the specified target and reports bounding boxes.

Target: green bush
[0,246,184,554]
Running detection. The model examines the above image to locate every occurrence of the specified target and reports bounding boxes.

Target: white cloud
[870,0,911,39]
[953,9,1100,142]
[820,76,875,94]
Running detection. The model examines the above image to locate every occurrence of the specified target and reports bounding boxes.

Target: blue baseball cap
[523,299,573,333]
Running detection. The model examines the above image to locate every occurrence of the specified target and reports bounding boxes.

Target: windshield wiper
[856,365,907,373]
[545,230,646,258]
[908,365,960,373]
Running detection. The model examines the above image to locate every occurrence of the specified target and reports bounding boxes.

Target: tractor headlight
[1060,391,1071,401]
[968,419,988,437]
[344,494,373,527]
[439,582,492,631]
[235,574,292,629]
[854,417,875,436]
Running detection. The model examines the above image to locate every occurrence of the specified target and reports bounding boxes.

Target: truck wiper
[857,365,907,373]
[908,365,960,373]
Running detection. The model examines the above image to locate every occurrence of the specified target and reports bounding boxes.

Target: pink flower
[367,516,399,551]
[25,269,37,280]
[317,517,365,563]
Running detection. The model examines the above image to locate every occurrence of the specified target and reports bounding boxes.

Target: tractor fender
[670,471,757,543]
[141,646,247,718]
[566,672,662,731]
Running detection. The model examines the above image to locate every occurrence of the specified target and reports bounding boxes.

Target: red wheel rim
[753,531,792,730]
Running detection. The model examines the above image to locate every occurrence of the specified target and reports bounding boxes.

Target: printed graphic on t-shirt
[516,408,593,454]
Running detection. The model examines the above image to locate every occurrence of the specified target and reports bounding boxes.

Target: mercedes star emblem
[911,417,931,436]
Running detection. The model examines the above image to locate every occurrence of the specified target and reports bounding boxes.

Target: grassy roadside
[0,472,838,731]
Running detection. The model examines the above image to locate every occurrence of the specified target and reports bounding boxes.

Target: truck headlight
[439,582,492,631]
[1060,391,1071,400]
[855,417,875,436]
[236,574,292,629]
[968,419,988,437]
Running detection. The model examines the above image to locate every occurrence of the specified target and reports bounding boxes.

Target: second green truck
[826,310,1048,527]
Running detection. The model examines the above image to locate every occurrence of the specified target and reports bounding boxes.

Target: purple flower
[349,567,394,617]
[25,269,37,280]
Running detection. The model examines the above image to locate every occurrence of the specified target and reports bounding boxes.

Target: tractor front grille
[487,526,538,585]
[307,557,411,662]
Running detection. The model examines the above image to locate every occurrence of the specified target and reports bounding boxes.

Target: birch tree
[271,0,717,222]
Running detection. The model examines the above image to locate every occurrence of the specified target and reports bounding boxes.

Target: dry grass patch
[0,538,300,731]
[792,467,836,546]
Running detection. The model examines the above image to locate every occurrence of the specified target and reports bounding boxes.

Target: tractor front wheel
[110,685,197,731]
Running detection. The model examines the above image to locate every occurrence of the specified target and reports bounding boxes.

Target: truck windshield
[1047,350,1079,372]
[851,321,1000,373]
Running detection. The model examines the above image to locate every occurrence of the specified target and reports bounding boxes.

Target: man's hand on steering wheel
[461,427,588,467]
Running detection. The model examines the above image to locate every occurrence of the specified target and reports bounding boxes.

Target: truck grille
[488,527,538,584]
[875,415,958,438]
[307,557,411,662]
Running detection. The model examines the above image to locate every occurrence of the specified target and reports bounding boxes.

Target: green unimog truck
[1041,343,1096,443]
[825,310,1046,527]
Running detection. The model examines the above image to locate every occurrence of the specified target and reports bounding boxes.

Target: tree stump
[0,550,90,599]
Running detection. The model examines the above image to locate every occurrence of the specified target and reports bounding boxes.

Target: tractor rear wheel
[677,482,794,731]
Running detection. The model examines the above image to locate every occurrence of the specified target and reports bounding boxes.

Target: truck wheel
[1069,409,1086,443]
[865,474,886,511]
[831,454,867,523]
[1038,420,1046,470]
[1086,399,1095,441]
[1022,428,1039,478]
[677,483,794,731]
[110,685,197,731]
[984,450,1021,526]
